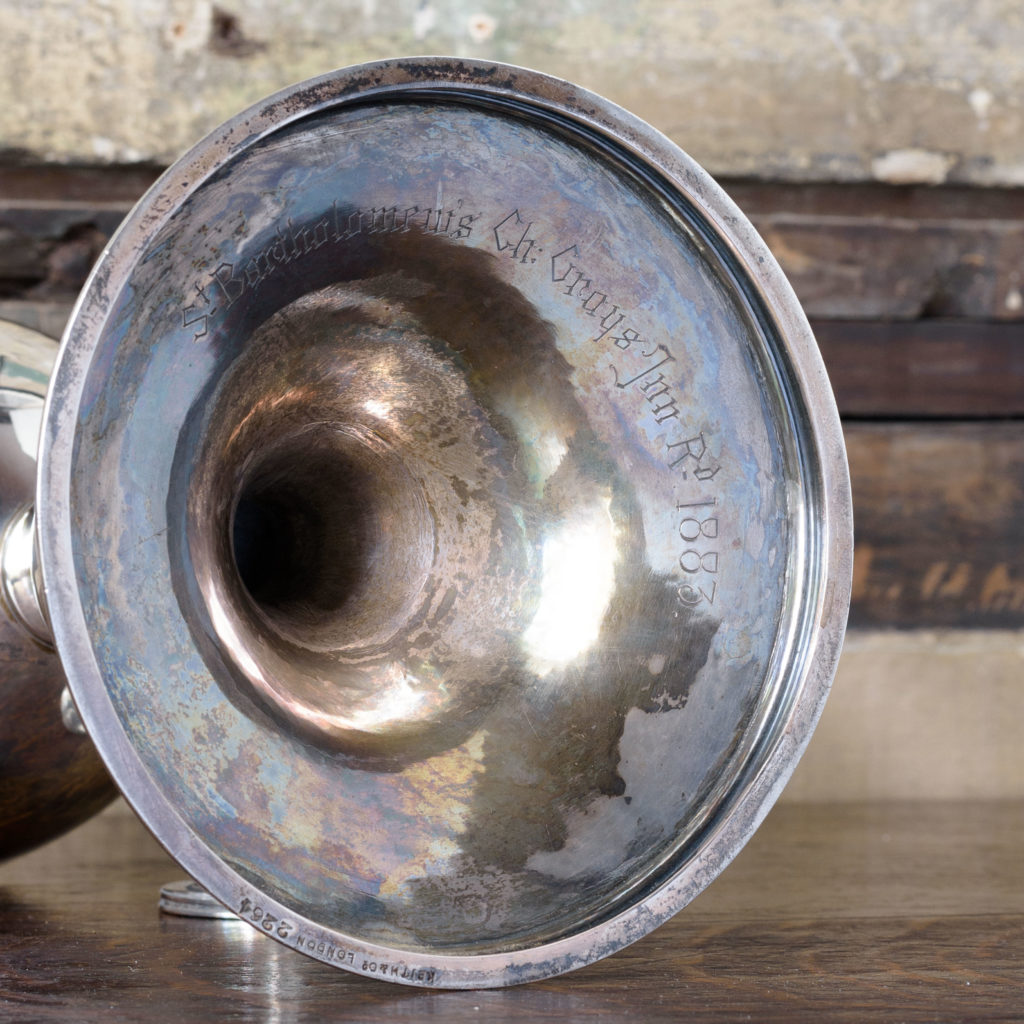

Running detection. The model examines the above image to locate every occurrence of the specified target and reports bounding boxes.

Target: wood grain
[3,170,1024,323]
[815,319,1024,418]
[731,180,1024,321]
[846,422,1024,628]
[3,171,1024,628]
[1,801,1021,1021]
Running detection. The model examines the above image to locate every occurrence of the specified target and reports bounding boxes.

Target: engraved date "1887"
[675,500,719,607]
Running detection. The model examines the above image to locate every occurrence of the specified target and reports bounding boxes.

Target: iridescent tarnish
[38,60,852,986]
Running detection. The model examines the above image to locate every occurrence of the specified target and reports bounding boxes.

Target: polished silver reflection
[1,504,50,646]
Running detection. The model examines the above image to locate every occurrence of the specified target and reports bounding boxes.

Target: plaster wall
[1,0,1021,184]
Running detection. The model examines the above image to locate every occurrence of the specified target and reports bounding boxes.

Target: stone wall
[2,0,1022,184]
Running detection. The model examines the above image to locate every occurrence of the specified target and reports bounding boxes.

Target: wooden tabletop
[1,800,1022,1022]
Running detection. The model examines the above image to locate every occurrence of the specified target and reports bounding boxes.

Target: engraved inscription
[612,344,680,424]
[289,929,439,983]
[494,211,723,479]
[183,199,479,325]
[359,959,438,984]
[181,281,213,341]
[665,431,720,482]
[675,500,720,606]
[550,243,636,346]
[182,200,722,482]
[182,200,728,588]
[291,933,356,965]
[493,209,542,264]
[248,900,442,984]
[238,896,294,938]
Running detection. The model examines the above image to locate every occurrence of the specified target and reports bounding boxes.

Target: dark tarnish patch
[448,474,473,506]
[402,60,510,87]
[255,61,516,133]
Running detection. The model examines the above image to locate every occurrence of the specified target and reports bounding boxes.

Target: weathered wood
[847,422,1024,629]
[0,298,73,339]
[1,169,1022,629]
[0,163,160,205]
[4,302,1021,422]
[814,319,1024,418]
[3,169,1024,321]
[1,800,1021,1021]
[757,214,1024,320]
[728,180,1024,222]
[0,165,155,300]
[0,207,126,297]
[0,322,1016,628]
[731,180,1024,320]
[0,322,1017,629]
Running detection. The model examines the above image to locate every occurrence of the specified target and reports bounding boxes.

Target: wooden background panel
[4,177,1023,425]
[731,181,1024,321]
[3,171,1024,323]
[815,319,1024,418]
[846,422,1024,628]
[2,171,1023,628]
[755,214,1024,320]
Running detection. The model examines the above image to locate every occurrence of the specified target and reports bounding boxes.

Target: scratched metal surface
[39,60,850,987]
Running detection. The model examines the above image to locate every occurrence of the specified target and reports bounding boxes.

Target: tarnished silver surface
[38,59,852,986]
[0,320,115,859]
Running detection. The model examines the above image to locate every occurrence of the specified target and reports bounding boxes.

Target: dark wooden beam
[815,319,1024,419]
[732,179,1024,322]
[2,169,1021,629]
[847,421,1024,629]
[2,168,1024,322]
[0,162,160,204]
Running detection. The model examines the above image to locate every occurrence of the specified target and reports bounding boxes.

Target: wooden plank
[0,311,1020,629]
[3,303,1022,421]
[728,181,1024,322]
[727,180,1024,221]
[0,163,160,205]
[814,319,1024,418]
[847,422,1024,629]
[4,299,1023,422]
[726,181,1024,321]
[2,170,1024,322]
[1,800,1022,1021]
[752,213,1024,321]
[0,166,152,299]
[0,298,73,339]
[0,206,127,296]
[0,316,1018,628]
